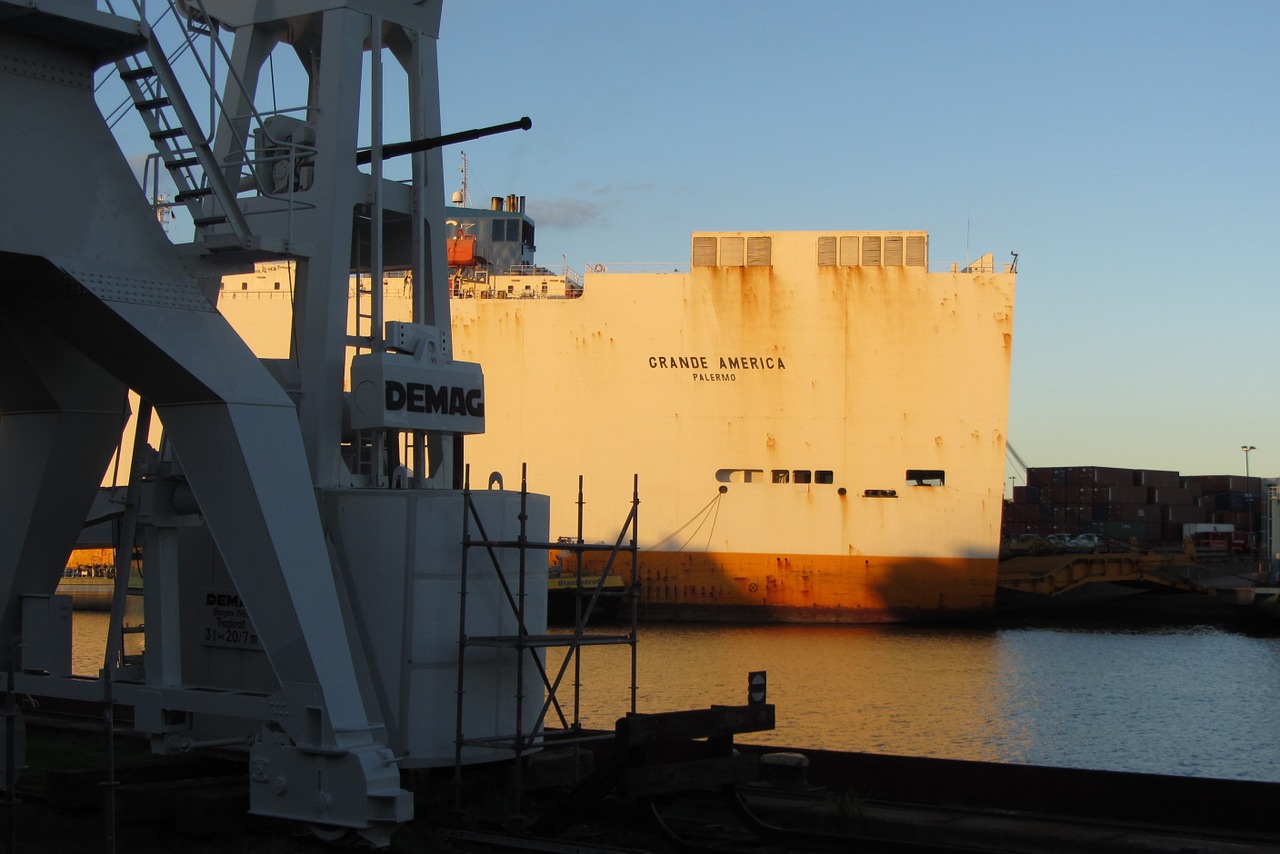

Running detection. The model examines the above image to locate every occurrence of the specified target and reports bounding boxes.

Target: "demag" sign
[350,351,486,434]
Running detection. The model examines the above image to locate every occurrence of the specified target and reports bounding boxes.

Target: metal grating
[720,237,745,267]
[746,236,771,266]
[861,235,882,266]
[906,235,927,266]
[692,236,718,266]
[884,235,904,266]
[839,235,859,266]
[817,236,837,266]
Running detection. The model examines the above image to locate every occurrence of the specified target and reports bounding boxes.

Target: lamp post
[1242,445,1257,558]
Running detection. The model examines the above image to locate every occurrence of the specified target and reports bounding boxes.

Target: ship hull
[219,230,1016,624]
[571,550,997,623]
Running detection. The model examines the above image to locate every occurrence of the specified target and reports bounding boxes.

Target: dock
[13,711,1280,853]
[998,551,1261,596]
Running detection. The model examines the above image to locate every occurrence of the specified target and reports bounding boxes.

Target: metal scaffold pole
[630,474,640,715]
[454,469,640,812]
[454,465,473,812]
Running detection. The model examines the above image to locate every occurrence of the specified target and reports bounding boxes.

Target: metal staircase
[114,29,252,249]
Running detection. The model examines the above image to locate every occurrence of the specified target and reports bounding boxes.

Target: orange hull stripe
[562,551,998,622]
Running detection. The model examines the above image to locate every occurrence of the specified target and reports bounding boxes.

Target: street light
[1242,445,1257,559]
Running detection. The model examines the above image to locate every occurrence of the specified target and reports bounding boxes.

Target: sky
[100,1,1280,483]
[431,1,1280,482]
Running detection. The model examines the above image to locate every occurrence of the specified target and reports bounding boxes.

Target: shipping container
[1117,503,1162,522]
[1136,469,1180,489]
[1028,468,1053,487]
[1079,466,1136,486]
[1164,504,1207,524]
[1185,475,1262,493]
[1151,487,1196,505]
[1010,467,1261,556]
[1099,520,1165,545]
[1213,510,1254,528]
[1186,475,1234,492]
[1107,484,1149,504]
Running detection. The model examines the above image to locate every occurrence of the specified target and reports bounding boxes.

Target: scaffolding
[454,466,639,799]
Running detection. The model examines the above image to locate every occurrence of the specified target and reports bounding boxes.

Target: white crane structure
[0,0,546,844]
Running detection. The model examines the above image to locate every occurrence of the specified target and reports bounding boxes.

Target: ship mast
[452,150,472,207]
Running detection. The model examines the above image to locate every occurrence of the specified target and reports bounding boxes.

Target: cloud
[527,197,602,230]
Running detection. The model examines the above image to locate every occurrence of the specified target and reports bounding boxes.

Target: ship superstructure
[223,206,1018,623]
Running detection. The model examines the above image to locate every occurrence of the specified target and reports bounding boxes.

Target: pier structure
[997,553,1213,598]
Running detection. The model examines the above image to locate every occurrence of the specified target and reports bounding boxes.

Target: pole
[5,638,16,854]
[1242,445,1257,557]
[355,117,531,166]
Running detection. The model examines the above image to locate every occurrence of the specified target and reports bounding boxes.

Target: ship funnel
[491,196,503,211]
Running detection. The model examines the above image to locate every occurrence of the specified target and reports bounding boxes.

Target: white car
[1045,533,1072,551]
[1068,533,1103,553]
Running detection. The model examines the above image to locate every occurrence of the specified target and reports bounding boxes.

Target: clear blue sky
[99,2,1280,482]
[436,1,1280,481]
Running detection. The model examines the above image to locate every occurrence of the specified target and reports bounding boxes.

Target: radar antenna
[452,151,471,207]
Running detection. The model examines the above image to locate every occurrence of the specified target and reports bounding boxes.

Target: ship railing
[451,264,585,299]
[937,254,1015,274]
[516,263,583,293]
[583,261,689,274]
[949,261,1000,273]
[504,262,581,282]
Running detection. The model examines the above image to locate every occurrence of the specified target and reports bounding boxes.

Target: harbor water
[554,620,1280,783]
[71,612,1280,782]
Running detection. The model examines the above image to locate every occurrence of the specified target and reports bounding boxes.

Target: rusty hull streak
[573,549,997,624]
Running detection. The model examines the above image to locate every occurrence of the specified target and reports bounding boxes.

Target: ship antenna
[456,151,471,207]
[965,208,971,267]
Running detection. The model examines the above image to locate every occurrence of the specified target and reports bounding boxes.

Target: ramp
[997,553,1208,597]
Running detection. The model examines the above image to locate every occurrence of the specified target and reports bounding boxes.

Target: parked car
[1002,533,1055,557]
[1045,533,1073,551]
[1068,533,1103,553]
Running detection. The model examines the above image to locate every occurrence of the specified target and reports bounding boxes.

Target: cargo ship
[220,197,1017,623]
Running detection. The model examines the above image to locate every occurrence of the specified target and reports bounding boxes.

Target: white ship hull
[221,229,1016,623]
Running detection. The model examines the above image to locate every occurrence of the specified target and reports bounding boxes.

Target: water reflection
[72,611,111,676]
[565,623,1280,781]
[565,625,1015,760]
[70,614,1280,781]
[991,626,1280,779]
